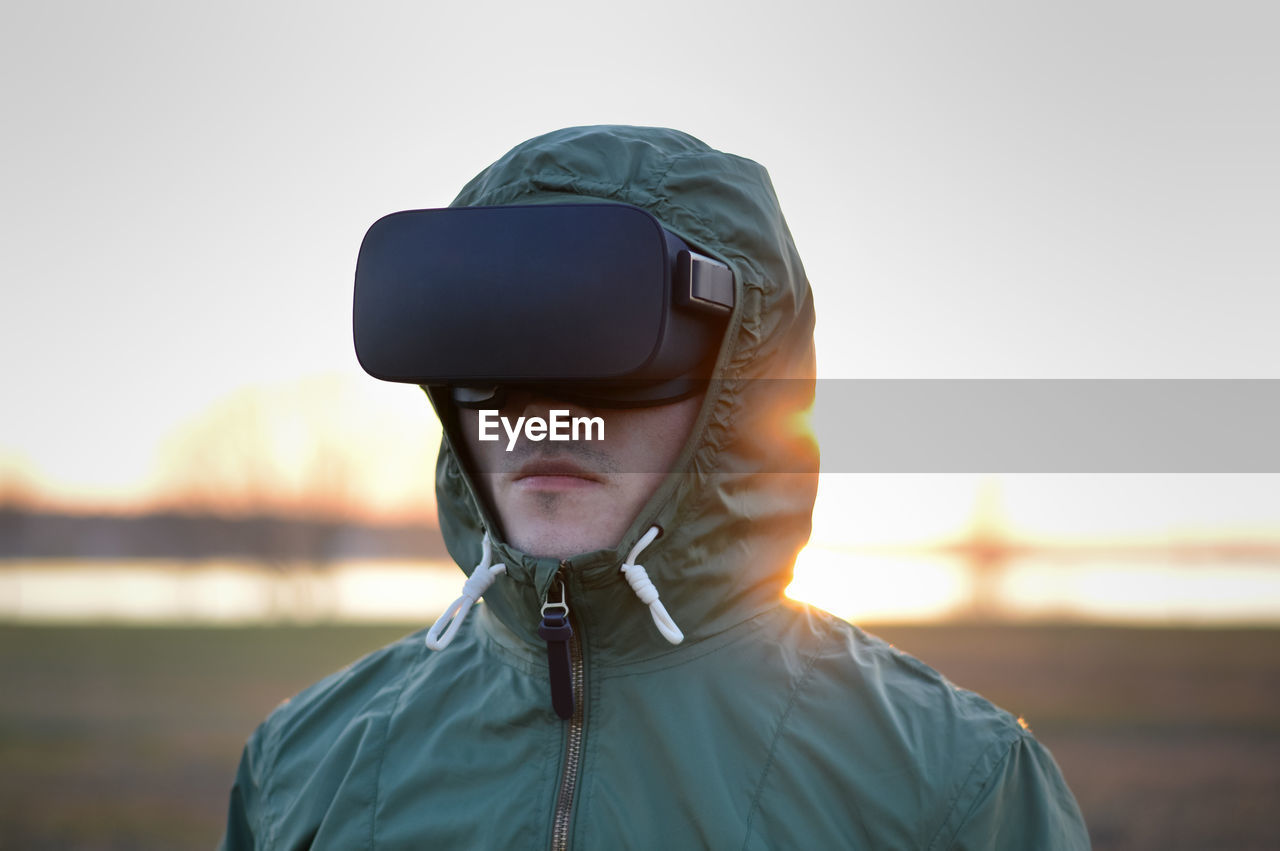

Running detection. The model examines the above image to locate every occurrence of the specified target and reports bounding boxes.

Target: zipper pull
[538,575,574,720]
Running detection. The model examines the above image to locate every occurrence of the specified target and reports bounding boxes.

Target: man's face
[456,391,702,558]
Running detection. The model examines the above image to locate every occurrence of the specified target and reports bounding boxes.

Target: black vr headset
[353,203,735,408]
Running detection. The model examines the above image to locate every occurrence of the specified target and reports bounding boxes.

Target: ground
[1,623,1276,849]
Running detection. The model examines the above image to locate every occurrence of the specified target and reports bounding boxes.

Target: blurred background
[2,2,1277,848]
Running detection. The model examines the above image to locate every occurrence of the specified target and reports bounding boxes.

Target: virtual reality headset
[353,203,735,408]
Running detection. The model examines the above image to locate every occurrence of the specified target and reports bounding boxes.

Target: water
[0,560,462,624]
[788,547,1280,624]
[4,555,1280,625]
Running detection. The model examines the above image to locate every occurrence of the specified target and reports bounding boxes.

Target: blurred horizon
[4,459,1278,626]
[4,372,1279,626]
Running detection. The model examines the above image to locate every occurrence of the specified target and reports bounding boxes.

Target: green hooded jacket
[221,126,1089,850]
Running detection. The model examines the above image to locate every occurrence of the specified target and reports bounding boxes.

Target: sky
[2,2,1278,538]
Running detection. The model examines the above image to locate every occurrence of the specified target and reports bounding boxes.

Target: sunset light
[786,546,966,621]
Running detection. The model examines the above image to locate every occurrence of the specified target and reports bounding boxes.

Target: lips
[513,459,602,483]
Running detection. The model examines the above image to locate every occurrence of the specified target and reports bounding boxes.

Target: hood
[429,125,818,662]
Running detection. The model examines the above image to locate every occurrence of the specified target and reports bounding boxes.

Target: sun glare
[785,544,968,622]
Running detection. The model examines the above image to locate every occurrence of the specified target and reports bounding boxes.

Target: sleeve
[218,725,269,851]
[947,731,1090,851]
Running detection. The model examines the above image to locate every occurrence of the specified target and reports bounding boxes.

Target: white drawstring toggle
[425,533,506,651]
[620,526,684,645]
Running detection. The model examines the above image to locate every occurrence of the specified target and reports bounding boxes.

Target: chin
[497,492,631,558]
[509,523,620,559]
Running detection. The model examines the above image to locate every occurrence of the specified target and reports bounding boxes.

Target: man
[221,125,1089,848]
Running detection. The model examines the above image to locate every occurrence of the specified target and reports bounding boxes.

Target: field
[1,623,1277,849]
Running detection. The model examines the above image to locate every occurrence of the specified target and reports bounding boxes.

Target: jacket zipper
[548,564,586,851]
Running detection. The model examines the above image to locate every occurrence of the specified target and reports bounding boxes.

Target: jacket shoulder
[750,607,1088,849]
[782,607,1028,738]
[261,627,426,742]
[224,628,429,849]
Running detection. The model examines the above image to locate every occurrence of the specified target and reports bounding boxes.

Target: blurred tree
[0,460,41,555]
[152,375,440,567]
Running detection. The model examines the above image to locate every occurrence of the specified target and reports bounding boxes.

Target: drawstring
[620,526,684,645]
[425,532,506,651]
[428,525,684,650]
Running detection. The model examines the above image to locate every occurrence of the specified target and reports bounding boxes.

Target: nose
[503,390,597,423]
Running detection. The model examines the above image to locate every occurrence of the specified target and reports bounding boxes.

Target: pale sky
[2,1,1278,519]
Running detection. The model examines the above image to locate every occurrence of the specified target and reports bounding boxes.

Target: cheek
[608,398,702,472]
[455,411,495,471]
[654,397,702,445]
